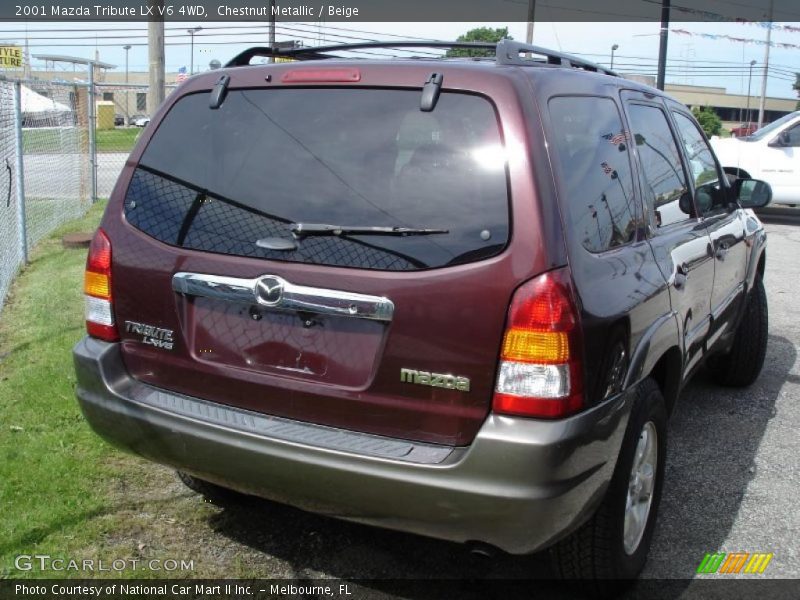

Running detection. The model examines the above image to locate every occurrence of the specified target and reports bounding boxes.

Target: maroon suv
[74,40,771,584]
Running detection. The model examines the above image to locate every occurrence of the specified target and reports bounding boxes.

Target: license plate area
[190,297,385,388]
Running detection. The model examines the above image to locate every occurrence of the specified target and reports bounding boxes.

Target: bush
[692,106,723,137]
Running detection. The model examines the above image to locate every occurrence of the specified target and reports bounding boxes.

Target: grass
[23,128,140,154]
[94,128,141,153]
[0,203,230,580]
[0,202,112,576]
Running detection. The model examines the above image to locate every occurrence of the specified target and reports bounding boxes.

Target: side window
[626,103,691,229]
[549,96,637,253]
[784,124,800,146]
[672,111,726,216]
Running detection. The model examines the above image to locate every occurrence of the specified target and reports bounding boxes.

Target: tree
[692,106,722,137]
[794,73,800,110]
[445,27,511,58]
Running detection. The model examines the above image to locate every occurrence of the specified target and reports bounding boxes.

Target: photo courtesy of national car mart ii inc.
[14,583,354,596]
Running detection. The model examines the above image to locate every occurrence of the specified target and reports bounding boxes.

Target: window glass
[549,96,637,252]
[128,88,509,271]
[626,104,691,228]
[785,124,800,146]
[672,111,726,215]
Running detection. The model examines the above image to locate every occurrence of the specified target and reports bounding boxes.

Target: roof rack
[225,39,619,77]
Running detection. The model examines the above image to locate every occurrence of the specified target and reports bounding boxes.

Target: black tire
[177,471,241,505]
[708,277,768,387]
[551,378,667,595]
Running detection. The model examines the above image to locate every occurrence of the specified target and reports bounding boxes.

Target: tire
[551,378,667,594]
[708,277,768,387]
[177,471,241,505]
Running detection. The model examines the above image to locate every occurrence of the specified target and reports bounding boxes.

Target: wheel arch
[647,347,682,416]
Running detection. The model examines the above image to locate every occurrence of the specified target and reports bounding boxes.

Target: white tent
[20,85,71,113]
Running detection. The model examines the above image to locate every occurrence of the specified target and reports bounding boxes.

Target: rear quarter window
[125,87,510,271]
[548,96,638,253]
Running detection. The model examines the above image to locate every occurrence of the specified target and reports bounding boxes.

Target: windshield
[742,111,800,142]
[126,88,510,271]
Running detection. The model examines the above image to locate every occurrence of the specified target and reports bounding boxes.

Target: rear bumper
[73,337,632,554]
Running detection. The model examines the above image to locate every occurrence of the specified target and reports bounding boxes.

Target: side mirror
[734,178,771,209]
[768,131,790,147]
[678,191,695,215]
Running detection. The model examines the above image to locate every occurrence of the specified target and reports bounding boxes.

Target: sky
[0,20,797,99]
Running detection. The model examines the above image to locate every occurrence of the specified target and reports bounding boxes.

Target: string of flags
[671,29,800,50]
[672,6,800,31]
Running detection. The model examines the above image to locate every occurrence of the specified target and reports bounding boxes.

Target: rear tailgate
[103,64,549,446]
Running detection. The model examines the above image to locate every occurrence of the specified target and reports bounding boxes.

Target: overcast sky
[0,20,797,99]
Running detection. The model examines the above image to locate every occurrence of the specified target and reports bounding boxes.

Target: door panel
[621,92,714,376]
[670,108,747,348]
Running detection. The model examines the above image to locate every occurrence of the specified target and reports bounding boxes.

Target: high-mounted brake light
[493,268,583,418]
[281,68,361,83]
[84,228,118,342]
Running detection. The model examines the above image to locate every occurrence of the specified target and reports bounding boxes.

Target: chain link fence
[0,78,93,313]
[0,78,177,315]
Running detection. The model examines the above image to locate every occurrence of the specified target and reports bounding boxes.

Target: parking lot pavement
[642,210,800,580]
[22,152,126,199]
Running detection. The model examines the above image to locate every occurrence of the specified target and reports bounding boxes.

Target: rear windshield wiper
[291,223,449,237]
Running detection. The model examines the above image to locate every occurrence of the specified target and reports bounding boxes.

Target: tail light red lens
[84,228,118,342]
[493,268,584,418]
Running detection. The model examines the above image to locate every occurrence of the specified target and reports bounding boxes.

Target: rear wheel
[708,277,768,387]
[551,378,667,592]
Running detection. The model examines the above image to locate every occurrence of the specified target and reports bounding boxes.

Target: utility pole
[526,0,535,44]
[147,0,165,117]
[123,45,131,121]
[268,0,276,63]
[757,0,773,129]
[656,0,670,91]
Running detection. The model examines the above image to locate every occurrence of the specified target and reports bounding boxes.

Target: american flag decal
[602,131,629,145]
[176,66,188,83]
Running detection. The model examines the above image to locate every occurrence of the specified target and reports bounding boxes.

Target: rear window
[124,88,509,270]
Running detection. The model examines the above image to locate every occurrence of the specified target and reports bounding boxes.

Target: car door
[621,91,714,376]
[669,107,748,350]
[761,121,800,203]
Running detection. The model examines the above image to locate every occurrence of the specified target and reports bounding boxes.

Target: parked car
[74,40,771,589]
[730,121,758,137]
[712,110,800,206]
[128,113,149,127]
[114,114,125,127]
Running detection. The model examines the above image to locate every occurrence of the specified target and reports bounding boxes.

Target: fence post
[88,67,97,203]
[12,81,28,265]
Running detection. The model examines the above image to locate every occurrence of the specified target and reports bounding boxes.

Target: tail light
[84,228,118,341]
[493,268,583,418]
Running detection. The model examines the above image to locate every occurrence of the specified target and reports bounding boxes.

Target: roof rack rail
[224,39,618,77]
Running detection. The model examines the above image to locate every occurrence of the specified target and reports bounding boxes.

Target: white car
[711,111,800,207]
[133,116,151,128]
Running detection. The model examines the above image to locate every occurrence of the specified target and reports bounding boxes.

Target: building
[665,83,796,126]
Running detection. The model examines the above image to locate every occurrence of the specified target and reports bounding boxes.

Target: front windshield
[742,111,800,142]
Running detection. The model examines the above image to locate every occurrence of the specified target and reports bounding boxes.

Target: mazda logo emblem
[256,276,284,305]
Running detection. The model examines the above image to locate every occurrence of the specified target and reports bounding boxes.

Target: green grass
[94,128,141,153]
[23,128,140,154]
[0,203,229,580]
[0,202,119,576]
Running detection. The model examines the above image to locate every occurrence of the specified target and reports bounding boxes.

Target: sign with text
[0,46,22,68]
